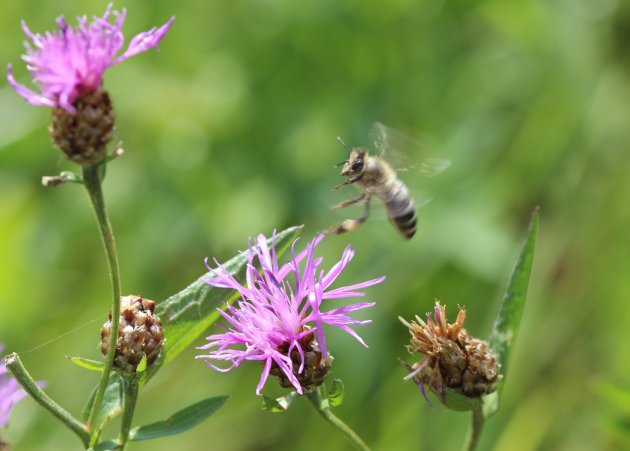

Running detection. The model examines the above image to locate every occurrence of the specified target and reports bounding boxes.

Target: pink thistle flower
[6,4,175,113]
[196,233,385,395]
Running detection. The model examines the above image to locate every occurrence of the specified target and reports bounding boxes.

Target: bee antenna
[336,136,351,153]
[334,160,348,168]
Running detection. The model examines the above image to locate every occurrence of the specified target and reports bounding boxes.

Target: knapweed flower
[6,4,174,165]
[7,4,174,113]
[1,345,28,426]
[101,295,164,376]
[196,233,385,395]
[400,301,500,403]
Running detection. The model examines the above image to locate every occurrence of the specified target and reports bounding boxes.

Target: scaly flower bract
[7,3,175,113]
[196,233,385,395]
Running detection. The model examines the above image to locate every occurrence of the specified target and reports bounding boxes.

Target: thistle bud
[50,90,115,166]
[269,328,332,393]
[101,295,164,376]
[400,301,500,403]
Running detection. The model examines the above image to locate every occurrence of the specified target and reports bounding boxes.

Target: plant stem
[5,353,90,448]
[305,386,370,451]
[119,377,139,448]
[82,164,122,444]
[463,403,484,451]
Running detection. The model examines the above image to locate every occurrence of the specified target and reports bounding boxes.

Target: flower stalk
[306,385,370,451]
[82,164,122,442]
[4,353,90,447]
[119,376,139,448]
[463,403,484,451]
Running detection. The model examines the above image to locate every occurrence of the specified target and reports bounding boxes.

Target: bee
[327,123,450,239]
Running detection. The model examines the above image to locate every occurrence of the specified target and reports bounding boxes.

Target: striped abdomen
[379,180,416,239]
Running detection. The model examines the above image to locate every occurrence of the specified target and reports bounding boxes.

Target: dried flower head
[101,295,164,376]
[400,301,500,402]
[196,233,385,395]
[1,345,28,427]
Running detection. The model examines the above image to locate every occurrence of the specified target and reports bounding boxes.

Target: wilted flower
[1,345,29,426]
[7,4,174,113]
[196,233,385,395]
[101,295,164,376]
[400,301,500,403]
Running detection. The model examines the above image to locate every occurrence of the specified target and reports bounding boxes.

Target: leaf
[327,379,345,407]
[66,356,104,372]
[83,373,124,430]
[261,392,300,413]
[484,208,539,418]
[136,355,147,373]
[94,440,120,451]
[95,373,124,432]
[82,384,97,422]
[142,226,302,384]
[129,396,228,441]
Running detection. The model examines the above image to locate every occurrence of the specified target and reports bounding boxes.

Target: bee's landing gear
[333,175,363,191]
[326,197,371,236]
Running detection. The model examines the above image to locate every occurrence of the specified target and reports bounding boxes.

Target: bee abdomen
[384,183,417,239]
[391,209,417,239]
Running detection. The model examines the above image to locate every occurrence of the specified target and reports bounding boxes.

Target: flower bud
[50,90,115,166]
[269,328,332,393]
[400,301,500,402]
[101,295,164,376]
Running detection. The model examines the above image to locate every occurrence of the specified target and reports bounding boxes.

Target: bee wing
[368,122,451,177]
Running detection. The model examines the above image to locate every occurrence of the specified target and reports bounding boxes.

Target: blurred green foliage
[1,0,629,450]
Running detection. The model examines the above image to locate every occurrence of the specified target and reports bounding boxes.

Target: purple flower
[0,345,29,426]
[7,4,175,113]
[196,233,385,395]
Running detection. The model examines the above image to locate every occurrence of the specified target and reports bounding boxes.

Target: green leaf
[66,356,104,372]
[94,440,120,451]
[261,392,300,413]
[136,355,147,373]
[95,372,124,432]
[83,373,124,430]
[142,226,301,384]
[129,396,228,441]
[327,379,345,407]
[485,209,539,418]
[82,384,96,423]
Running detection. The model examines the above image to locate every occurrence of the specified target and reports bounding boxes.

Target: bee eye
[351,160,363,171]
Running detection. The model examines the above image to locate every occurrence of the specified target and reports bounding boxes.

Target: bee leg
[331,193,367,210]
[333,175,363,191]
[327,197,372,235]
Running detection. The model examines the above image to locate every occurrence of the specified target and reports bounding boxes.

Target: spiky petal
[7,4,174,113]
[196,233,385,395]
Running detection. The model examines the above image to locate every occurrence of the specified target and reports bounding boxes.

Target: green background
[1,1,629,450]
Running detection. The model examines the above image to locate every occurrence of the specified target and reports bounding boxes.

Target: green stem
[305,386,370,451]
[82,164,122,445]
[119,377,139,448]
[463,403,485,451]
[5,353,90,448]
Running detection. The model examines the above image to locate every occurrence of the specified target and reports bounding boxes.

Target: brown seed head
[400,301,500,399]
[101,295,164,375]
[50,90,115,166]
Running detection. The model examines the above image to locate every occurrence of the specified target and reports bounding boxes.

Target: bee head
[341,148,368,177]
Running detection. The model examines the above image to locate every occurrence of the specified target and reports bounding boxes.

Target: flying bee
[327,122,450,239]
